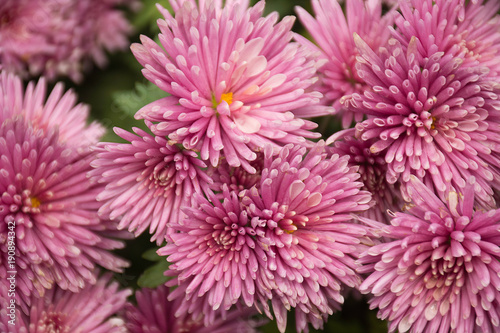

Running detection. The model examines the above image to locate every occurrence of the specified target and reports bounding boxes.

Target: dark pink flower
[157,185,270,326]
[241,142,373,332]
[124,284,262,333]
[90,127,213,244]
[358,176,500,333]
[0,118,128,307]
[350,35,500,208]
[132,0,323,173]
[296,0,393,128]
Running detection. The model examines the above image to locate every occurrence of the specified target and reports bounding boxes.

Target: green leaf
[112,81,167,118]
[131,0,168,33]
[142,247,162,261]
[137,257,172,288]
[136,246,172,288]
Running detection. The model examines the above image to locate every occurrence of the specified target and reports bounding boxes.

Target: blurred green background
[61,0,389,332]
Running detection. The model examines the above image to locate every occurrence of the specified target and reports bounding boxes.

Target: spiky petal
[391,0,500,78]
[0,72,104,150]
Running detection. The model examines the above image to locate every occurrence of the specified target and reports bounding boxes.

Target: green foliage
[112,81,167,118]
[137,247,172,288]
[132,0,168,33]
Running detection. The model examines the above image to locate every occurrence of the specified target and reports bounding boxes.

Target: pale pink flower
[24,274,130,332]
[358,176,500,333]
[132,0,323,173]
[90,126,213,244]
[0,277,28,332]
[295,0,393,128]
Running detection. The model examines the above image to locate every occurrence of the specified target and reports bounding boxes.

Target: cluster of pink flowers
[2,0,500,332]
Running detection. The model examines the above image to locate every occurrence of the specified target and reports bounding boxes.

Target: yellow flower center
[31,197,41,208]
[430,116,437,130]
[211,92,234,115]
[281,218,298,234]
[220,92,233,105]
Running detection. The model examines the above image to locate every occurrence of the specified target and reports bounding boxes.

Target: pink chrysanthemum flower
[350,35,500,208]
[391,0,500,78]
[358,176,500,333]
[295,0,393,128]
[0,0,136,82]
[19,274,130,332]
[327,128,402,224]
[0,71,104,150]
[241,142,373,332]
[124,284,262,333]
[0,118,128,306]
[132,0,323,173]
[158,185,271,326]
[90,126,213,244]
